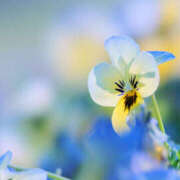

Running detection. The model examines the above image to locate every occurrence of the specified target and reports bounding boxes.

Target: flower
[0,151,12,180]
[88,35,175,133]
[0,151,47,180]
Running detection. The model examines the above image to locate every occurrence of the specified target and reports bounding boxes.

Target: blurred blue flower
[77,115,147,179]
[40,132,84,178]
[85,116,146,162]
[39,110,180,179]
[109,166,180,180]
[140,169,180,180]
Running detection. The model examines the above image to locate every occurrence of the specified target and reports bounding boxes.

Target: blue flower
[80,115,146,179]
[40,132,84,178]
[0,151,47,180]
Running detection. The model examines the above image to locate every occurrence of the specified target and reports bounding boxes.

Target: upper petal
[129,52,159,97]
[88,62,122,107]
[104,36,140,68]
[148,51,175,65]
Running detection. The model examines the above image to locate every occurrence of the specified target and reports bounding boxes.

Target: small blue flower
[148,51,175,65]
[0,151,47,180]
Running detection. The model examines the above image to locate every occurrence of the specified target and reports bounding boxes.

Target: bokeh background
[0,0,180,179]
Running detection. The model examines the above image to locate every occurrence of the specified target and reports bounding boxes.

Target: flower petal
[112,90,143,133]
[148,51,175,65]
[0,151,12,169]
[129,52,160,97]
[88,62,121,107]
[104,36,140,68]
[12,169,47,180]
[112,97,129,133]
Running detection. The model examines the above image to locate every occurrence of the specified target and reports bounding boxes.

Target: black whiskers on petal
[124,92,137,111]
[115,80,125,93]
[129,75,139,89]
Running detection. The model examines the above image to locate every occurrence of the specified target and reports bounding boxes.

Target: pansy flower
[88,36,175,133]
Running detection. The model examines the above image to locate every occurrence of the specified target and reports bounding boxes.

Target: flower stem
[47,172,70,180]
[151,94,165,133]
[8,165,70,180]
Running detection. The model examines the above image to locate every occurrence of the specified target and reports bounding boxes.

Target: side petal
[104,36,140,68]
[138,71,159,98]
[147,51,175,65]
[129,52,160,97]
[88,62,121,107]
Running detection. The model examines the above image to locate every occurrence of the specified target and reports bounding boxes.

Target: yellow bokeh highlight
[161,0,180,27]
[53,35,107,87]
[140,35,179,82]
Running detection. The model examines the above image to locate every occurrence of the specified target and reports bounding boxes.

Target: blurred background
[0,0,180,179]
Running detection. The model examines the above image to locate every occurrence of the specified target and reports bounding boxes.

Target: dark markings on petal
[134,81,138,89]
[129,75,139,89]
[124,92,137,111]
[115,80,125,93]
[115,82,123,89]
[115,88,124,93]
[132,76,136,85]
[119,80,125,87]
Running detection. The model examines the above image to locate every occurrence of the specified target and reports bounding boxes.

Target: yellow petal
[112,90,144,134]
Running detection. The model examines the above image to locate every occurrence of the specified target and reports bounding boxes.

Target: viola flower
[88,36,175,133]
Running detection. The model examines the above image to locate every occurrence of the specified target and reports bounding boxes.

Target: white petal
[104,36,140,68]
[88,62,122,107]
[13,169,47,180]
[129,52,159,97]
[0,169,12,180]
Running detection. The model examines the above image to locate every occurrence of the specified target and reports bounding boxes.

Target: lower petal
[112,96,129,133]
[112,90,144,133]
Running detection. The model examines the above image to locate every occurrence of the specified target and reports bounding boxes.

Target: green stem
[151,94,165,133]
[47,172,70,180]
[8,165,70,180]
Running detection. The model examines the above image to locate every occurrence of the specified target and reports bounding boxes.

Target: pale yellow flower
[88,36,174,133]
